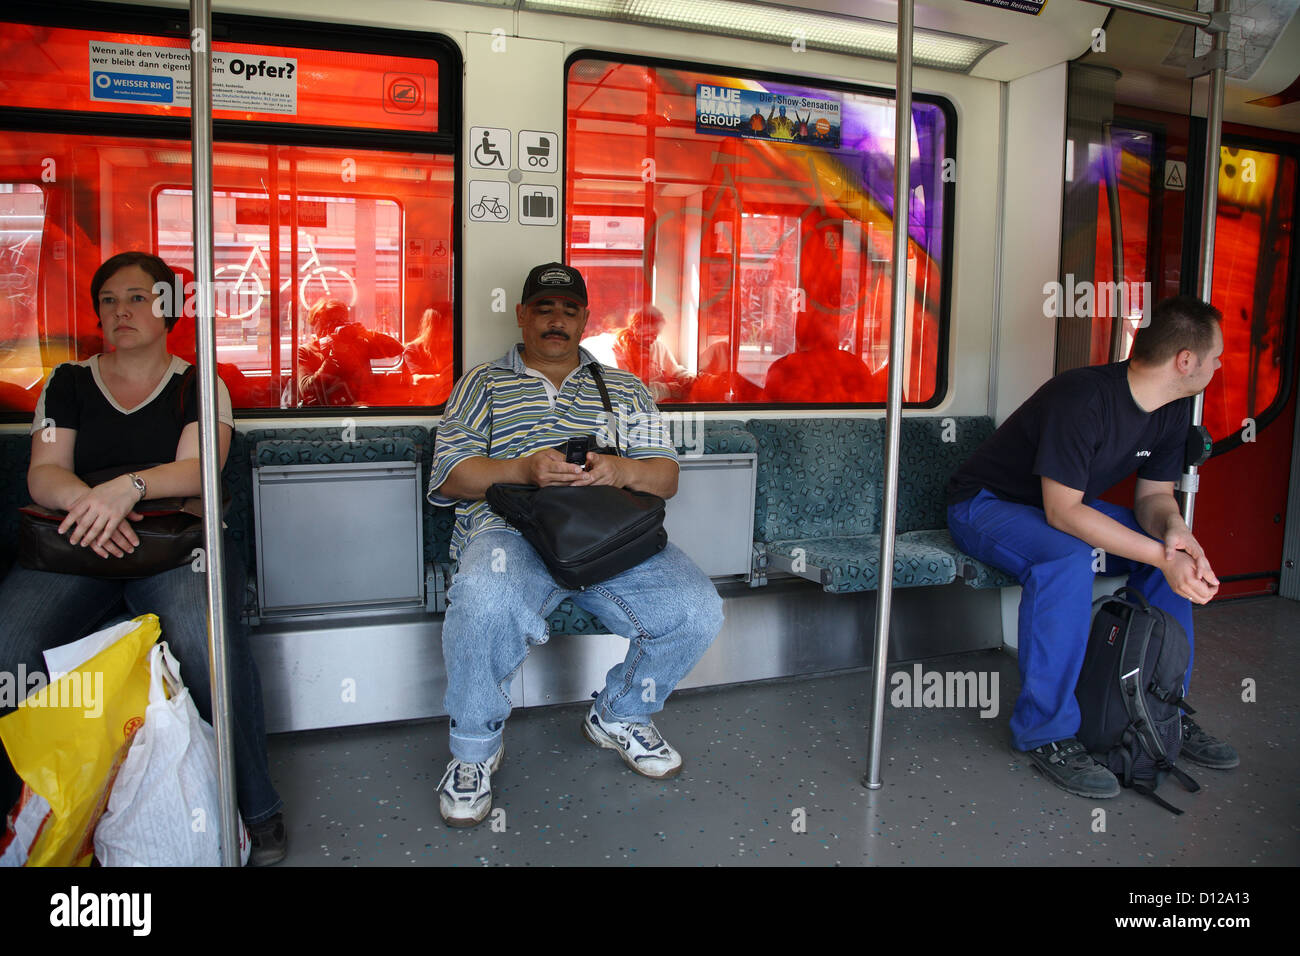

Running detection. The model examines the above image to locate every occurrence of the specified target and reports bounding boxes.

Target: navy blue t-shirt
[947,362,1190,509]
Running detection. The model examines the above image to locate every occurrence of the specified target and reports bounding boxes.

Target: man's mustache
[542,330,570,340]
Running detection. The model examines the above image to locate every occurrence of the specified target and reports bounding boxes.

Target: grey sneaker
[1180,716,1239,769]
[1018,738,1120,798]
[436,746,504,827]
[582,706,683,779]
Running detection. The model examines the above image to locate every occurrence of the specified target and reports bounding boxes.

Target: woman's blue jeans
[441,530,724,763]
[0,536,282,825]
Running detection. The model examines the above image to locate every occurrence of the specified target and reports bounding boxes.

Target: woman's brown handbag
[17,465,221,579]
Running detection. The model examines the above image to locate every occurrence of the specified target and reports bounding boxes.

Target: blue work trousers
[948,489,1193,751]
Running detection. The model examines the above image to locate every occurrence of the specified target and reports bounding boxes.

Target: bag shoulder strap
[587,363,623,456]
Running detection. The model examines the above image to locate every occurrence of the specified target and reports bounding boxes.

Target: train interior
[0,0,1297,867]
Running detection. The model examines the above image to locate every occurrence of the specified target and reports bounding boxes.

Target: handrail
[1080,0,1225,31]
[189,0,241,868]
[1182,0,1228,529]
[864,0,913,791]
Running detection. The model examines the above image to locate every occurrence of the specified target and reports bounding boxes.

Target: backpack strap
[1118,607,1169,765]
[1132,781,1185,815]
[1118,612,1201,794]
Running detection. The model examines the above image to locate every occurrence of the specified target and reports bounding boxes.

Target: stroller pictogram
[526,137,551,166]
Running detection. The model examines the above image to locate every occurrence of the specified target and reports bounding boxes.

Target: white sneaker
[436,745,503,827]
[582,706,683,779]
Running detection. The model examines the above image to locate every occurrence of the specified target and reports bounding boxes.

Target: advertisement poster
[89,40,297,114]
[695,84,840,148]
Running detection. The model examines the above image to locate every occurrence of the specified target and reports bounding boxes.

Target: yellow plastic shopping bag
[0,614,159,867]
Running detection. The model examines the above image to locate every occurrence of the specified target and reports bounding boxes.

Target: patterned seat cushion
[253,437,419,467]
[899,528,1018,589]
[766,534,956,593]
[677,421,757,456]
[896,417,995,533]
[546,598,608,635]
[746,418,883,542]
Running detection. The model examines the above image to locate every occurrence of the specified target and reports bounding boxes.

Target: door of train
[1059,95,1299,600]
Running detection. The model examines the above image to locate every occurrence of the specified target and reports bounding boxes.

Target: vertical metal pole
[1181,0,1227,529]
[190,0,241,868]
[1102,123,1128,361]
[864,0,913,790]
[288,157,301,407]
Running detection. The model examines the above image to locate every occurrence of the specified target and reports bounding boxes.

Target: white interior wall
[993,62,1067,424]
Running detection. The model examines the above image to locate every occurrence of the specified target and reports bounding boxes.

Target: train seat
[746,417,956,591]
[764,534,957,592]
[895,417,1019,590]
[746,416,1016,592]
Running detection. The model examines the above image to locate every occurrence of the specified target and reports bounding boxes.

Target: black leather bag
[485,483,667,589]
[17,464,221,580]
[485,364,669,589]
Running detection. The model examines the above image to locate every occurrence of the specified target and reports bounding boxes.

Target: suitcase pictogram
[523,190,554,219]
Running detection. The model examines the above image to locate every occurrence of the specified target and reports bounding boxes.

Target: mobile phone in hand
[564,436,591,468]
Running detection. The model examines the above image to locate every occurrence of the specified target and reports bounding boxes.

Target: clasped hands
[1160,521,1219,604]
[57,475,142,559]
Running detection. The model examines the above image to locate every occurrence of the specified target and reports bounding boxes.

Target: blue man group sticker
[92,71,174,104]
[695,84,840,148]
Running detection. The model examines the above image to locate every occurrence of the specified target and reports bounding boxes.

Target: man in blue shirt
[948,295,1238,798]
[427,263,723,827]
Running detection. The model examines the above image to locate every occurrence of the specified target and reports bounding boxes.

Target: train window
[0,184,47,409]
[1201,144,1297,447]
[0,11,457,417]
[566,56,954,406]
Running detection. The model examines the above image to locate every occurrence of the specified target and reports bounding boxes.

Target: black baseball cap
[520,262,587,307]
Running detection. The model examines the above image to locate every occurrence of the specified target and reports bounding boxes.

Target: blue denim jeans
[0,536,282,825]
[948,489,1194,751]
[440,530,724,763]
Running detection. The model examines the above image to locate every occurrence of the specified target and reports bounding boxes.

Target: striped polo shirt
[428,344,677,559]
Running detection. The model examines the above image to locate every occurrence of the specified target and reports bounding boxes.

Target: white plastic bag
[93,641,250,867]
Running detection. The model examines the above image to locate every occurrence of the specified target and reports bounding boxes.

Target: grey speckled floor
[266,596,1298,866]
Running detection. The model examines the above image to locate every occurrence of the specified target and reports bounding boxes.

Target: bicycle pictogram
[470,195,509,221]
[213,233,357,324]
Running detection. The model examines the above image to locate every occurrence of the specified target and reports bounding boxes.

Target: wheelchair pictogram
[470,127,510,169]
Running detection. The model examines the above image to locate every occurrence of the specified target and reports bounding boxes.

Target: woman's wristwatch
[127,473,147,501]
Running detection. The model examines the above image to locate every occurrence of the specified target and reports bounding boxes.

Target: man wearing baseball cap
[426,262,723,827]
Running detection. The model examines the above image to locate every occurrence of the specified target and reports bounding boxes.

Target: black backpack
[1074,587,1200,814]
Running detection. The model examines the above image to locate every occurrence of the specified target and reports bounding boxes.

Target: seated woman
[399,305,454,406]
[0,252,286,865]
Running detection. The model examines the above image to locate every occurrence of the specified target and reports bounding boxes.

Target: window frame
[563,49,958,410]
[0,0,461,421]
